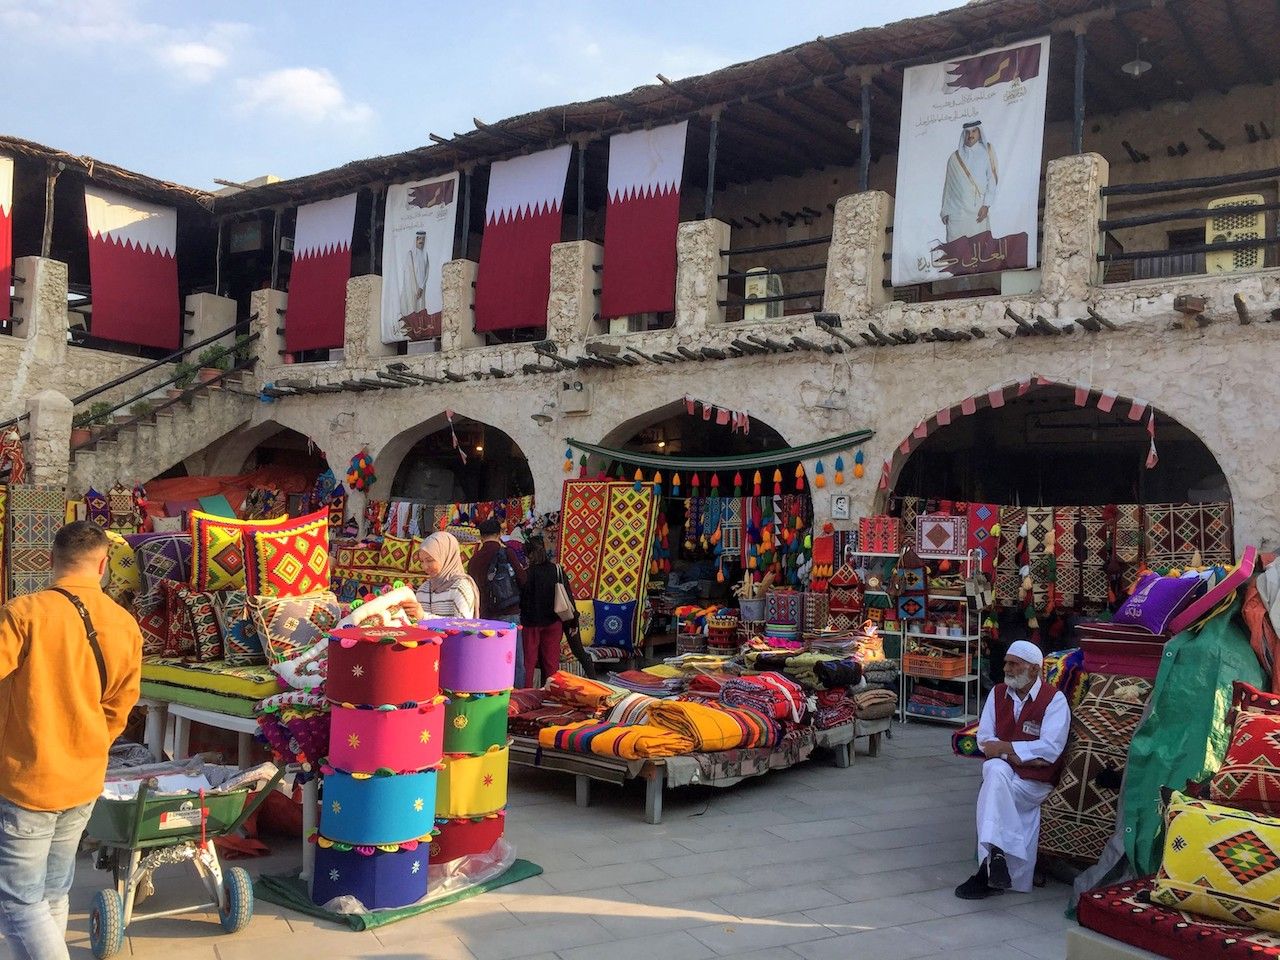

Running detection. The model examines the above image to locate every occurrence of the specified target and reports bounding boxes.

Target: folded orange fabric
[537,720,693,759]
[648,700,751,751]
[545,671,624,712]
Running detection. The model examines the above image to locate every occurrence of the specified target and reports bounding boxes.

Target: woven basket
[676,635,708,656]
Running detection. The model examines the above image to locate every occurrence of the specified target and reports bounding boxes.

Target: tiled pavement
[3,724,1074,959]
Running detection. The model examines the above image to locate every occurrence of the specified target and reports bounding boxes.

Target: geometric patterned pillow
[575,599,595,646]
[180,588,224,663]
[212,590,266,666]
[592,599,637,651]
[1152,791,1280,932]
[134,597,168,655]
[243,509,330,598]
[1231,680,1280,728]
[1209,712,1280,816]
[104,531,139,603]
[161,579,195,657]
[190,511,287,592]
[135,534,193,611]
[378,535,412,572]
[247,591,340,664]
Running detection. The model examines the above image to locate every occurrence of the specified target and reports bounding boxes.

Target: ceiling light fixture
[530,402,555,424]
[1122,38,1152,78]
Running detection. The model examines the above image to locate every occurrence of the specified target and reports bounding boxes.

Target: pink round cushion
[327,625,444,706]
[433,619,518,693]
[328,702,445,774]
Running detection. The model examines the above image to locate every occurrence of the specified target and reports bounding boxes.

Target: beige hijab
[419,532,468,593]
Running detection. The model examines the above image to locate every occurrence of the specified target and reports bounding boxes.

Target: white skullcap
[1006,640,1044,667]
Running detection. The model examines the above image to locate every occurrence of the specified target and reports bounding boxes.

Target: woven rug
[994,505,1026,604]
[965,502,999,577]
[719,497,742,555]
[1144,502,1234,568]
[596,484,659,611]
[1078,506,1109,606]
[898,496,922,549]
[1038,672,1153,865]
[1054,506,1081,606]
[7,485,64,599]
[558,481,610,599]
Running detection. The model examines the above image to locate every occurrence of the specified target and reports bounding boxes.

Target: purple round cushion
[1113,572,1204,635]
[432,619,518,693]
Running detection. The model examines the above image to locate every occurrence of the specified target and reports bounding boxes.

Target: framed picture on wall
[831,494,851,520]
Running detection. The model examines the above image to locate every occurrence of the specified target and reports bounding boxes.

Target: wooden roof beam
[746,97,839,154]
[1220,0,1273,83]
[1163,0,1232,93]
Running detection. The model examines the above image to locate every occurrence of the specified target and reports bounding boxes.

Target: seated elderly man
[955,640,1069,899]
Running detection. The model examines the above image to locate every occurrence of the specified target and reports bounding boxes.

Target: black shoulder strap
[49,587,107,696]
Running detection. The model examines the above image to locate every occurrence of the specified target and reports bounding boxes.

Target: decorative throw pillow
[180,588,224,663]
[575,599,595,646]
[1209,712,1280,815]
[190,511,287,591]
[134,597,168,655]
[243,508,331,598]
[212,590,265,665]
[161,580,195,657]
[592,599,637,651]
[1113,572,1204,635]
[1232,680,1280,726]
[104,531,139,603]
[247,591,340,664]
[134,534,193,612]
[378,535,413,572]
[1152,792,1280,932]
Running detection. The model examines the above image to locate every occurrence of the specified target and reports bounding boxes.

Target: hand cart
[86,764,284,958]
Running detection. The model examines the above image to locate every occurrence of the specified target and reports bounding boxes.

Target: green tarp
[254,859,543,931]
[1122,599,1264,875]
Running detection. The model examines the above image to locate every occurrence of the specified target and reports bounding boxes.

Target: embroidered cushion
[592,600,637,651]
[247,591,340,663]
[1209,712,1280,816]
[1113,571,1204,635]
[134,598,168,656]
[1152,792,1280,932]
[190,512,287,591]
[160,579,195,657]
[575,599,595,646]
[135,534,192,611]
[242,508,331,598]
[179,588,224,663]
[1232,680,1280,727]
[378,535,413,572]
[212,590,265,666]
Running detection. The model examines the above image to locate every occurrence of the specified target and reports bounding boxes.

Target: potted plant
[70,411,94,447]
[129,399,154,422]
[232,333,253,366]
[86,401,113,439]
[171,361,197,397]
[196,346,230,386]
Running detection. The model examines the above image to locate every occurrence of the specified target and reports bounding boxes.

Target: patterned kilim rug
[7,485,64,599]
[558,481,609,599]
[1144,502,1234,567]
[1038,672,1153,865]
[994,505,1026,605]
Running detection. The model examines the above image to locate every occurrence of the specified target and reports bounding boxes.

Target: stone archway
[203,419,331,478]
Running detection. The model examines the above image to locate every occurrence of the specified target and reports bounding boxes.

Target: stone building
[2,0,1278,551]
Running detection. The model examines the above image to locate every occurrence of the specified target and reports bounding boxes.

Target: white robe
[974,679,1069,892]
[941,140,1000,241]
[398,244,429,318]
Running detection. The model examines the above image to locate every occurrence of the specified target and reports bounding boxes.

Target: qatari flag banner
[601,121,687,319]
[0,156,12,321]
[84,186,180,349]
[286,193,356,353]
[474,144,571,332]
[892,36,1050,286]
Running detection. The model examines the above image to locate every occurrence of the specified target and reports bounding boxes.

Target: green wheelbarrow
[85,764,284,958]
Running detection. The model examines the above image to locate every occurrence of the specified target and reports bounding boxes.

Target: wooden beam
[1164,2,1232,94]
[1221,0,1273,82]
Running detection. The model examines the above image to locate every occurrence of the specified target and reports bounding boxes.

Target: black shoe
[955,869,1002,900]
[988,849,1012,890]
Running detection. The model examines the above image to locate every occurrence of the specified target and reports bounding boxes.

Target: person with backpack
[0,522,142,959]
[518,537,586,687]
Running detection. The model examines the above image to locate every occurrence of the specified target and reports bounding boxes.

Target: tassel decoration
[710,473,720,495]
[691,473,701,492]
[671,473,681,497]
[854,449,865,480]
[733,472,743,496]
[834,455,844,486]
[653,470,663,496]
[772,469,782,495]
[795,464,805,492]
[814,461,825,489]
[633,468,644,493]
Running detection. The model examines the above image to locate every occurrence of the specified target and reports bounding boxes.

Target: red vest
[993,681,1064,784]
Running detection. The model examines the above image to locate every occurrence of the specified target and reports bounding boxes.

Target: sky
[0,0,956,190]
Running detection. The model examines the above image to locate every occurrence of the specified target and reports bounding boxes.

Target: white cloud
[235,68,374,127]
[159,42,228,83]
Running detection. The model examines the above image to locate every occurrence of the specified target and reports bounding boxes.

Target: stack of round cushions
[311,623,446,909]
[432,619,518,865]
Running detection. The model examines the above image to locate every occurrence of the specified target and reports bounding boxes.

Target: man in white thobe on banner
[955,640,1069,899]
[398,230,429,319]
[940,120,1000,242]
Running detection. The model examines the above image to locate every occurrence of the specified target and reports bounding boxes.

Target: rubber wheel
[89,888,125,959]
[219,866,253,934]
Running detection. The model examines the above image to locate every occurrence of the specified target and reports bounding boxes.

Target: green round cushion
[443,691,510,754]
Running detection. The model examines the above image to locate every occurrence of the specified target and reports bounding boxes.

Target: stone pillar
[823,192,893,321]
[441,259,483,352]
[183,292,237,355]
[26,389,73,489]
[344,275,394,367]
[675,219,729,332]
[547,240,602,344]
[11,256,68,368]
[249,288,288,378]
[1040,153,1109,304]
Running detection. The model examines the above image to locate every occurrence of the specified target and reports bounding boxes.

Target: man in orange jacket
[0,521,142,959]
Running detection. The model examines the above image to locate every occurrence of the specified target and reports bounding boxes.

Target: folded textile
[538,721,693,759]
[607,692,660,726]
[743,652,795,673]
[509,704,596,738]
[648,700,754,751]
[722,673,808,722]
[607,670,685,696]
[508,688,545,716]
[707,703,781,749]
[816,697,858,730]
[545,671,626,712]
[853,688,897,720]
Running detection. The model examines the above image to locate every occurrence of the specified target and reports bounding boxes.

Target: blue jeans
[0,795,94,960]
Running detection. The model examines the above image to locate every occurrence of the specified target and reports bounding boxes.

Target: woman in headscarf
[415,532,479,619]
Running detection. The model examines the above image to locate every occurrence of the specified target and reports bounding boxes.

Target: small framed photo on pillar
[831,494,851,520]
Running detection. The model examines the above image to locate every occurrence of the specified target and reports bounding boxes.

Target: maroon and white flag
[0,156,11,320]
[474,144,571,332]
[601,121,688,318]
[286,193,356,353]
[84,186,179,349]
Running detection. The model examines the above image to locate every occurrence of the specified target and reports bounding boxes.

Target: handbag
[552,565,576,622]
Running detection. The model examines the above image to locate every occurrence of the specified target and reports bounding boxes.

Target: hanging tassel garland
[795,464,805,492]
[834,455,845,486]
[653,470,663,496]
[772,469,782,495]
[733,472,743,496]
[633,469,644,493]
[710,473,720,496]
[814,461,825,489]
[691,473,701,493]
[854,449,865,480]
[753,471,762,497]
[671,473,681,497]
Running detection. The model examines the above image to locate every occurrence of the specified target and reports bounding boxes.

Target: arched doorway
[388,416,534,504]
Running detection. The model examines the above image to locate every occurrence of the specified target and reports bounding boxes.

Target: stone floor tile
[802,893,943,933]
[541,859,667,893]
[557,928,716,960]
[905,909,1045,949]
[622,872,754,905]
[590,899,736,939]
[789,925,940,960]
[458,917,613,960]
[686,911,838,955]
[710,883,848,919]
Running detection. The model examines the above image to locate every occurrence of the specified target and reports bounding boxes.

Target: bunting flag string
[445,410,467,465]
[682,395,751,435]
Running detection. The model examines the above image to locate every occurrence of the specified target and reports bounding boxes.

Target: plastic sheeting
[1121,598,1265,876]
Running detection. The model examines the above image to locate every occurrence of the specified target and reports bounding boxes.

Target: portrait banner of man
[892,37,1050,287]
[380,173,460,343]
